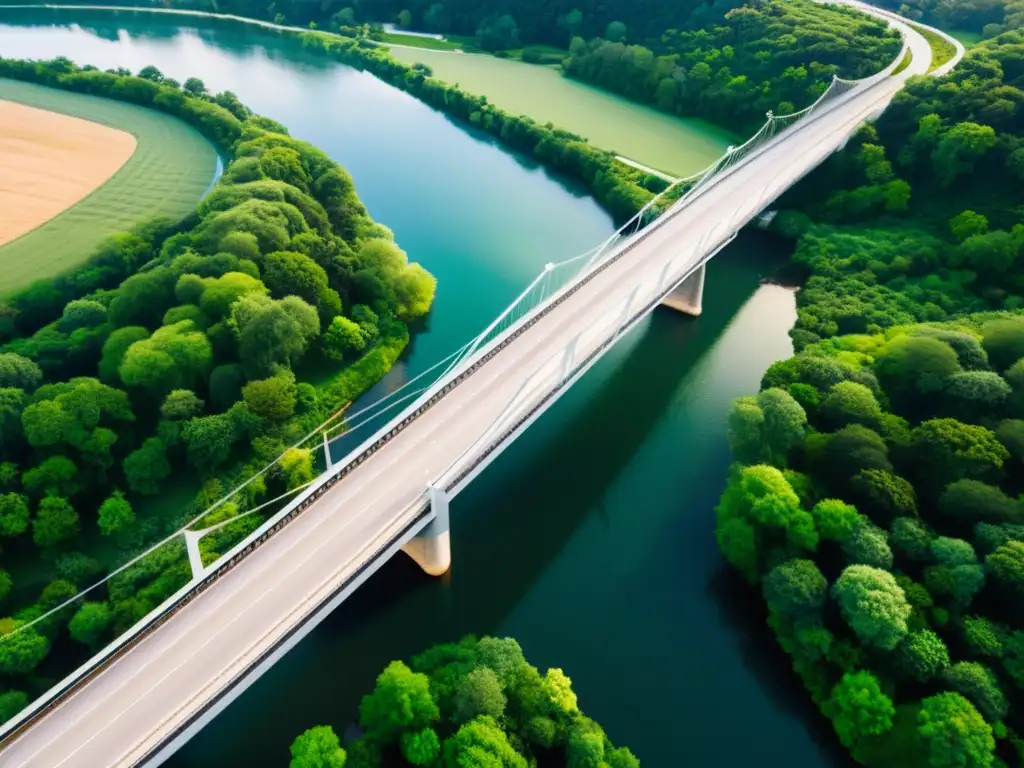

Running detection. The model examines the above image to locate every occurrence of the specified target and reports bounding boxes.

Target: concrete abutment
[402,485,452,576]
[661,264,706,316]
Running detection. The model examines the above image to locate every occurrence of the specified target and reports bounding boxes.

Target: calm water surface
[0,9,841,766]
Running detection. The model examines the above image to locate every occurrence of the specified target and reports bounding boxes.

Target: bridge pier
[661,264,706,316]
[402,485,452,576]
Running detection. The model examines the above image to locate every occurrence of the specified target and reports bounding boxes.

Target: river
[0,8,843,766]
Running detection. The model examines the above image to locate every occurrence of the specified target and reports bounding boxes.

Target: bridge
[0,6,958,765]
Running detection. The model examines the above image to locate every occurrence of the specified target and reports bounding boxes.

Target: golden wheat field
[0,99,137,247]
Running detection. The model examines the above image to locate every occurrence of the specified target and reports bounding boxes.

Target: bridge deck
[0,17,931,766]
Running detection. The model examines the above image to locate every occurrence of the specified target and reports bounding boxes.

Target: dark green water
[0,9,843,766]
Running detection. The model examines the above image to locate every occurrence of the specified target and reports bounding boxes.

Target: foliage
[290,725,347,768]
[827,671,896,749]
[297,636,635,766]
[917,692,995,768]
[719,315,1024,768]
[833,565,911,651]
[0,58,436,718]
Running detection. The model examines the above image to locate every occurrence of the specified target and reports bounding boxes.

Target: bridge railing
[0,24,914,748]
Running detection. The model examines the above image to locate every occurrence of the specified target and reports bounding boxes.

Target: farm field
[0,99,137,246]
[0,78,219,294]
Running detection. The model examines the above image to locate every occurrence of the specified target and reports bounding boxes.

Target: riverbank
[0,56,436,713]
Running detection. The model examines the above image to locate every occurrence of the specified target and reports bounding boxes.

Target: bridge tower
[661,264,706,316]
[402,485,452,576]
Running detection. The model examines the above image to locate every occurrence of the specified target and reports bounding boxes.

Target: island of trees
[288,635,639,767]
[0,56,435,723]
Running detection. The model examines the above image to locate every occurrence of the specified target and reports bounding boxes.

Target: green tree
[198,271,267,318]
[97,491,135,536]
[827,671,895,749]
[985,541,1024,601]
[400,728,440,766]
[942,371,1011,420]
[108,267,177,328]
[289,725,347,768]
[0,493,30,538]
[232,294,320,378]
[942,662,1008,723]
[182,414,239,473]
[842,521,894,569]
[851,470,917,526]
[833,565,911,651]
[0,690,28,724]
[161,389,204,420]
[606,20,627,41]
[442,716,527,768]
[68,602,113,647]
[726,388,807,466]
[932,122,998,187]
[122,438,171,495]
[323,316,368,361]
[819,424,893,483]
[358,660,439,744]
[0,622,50,675]
[982,318,1024,371]
[23,456,77,498]
[715,464,816,582]
[875,335,960,413]
[33,496,79,548]
[917,692,995,768]
[910,419,1008,483]
[811,498,861,542]
[119,320,213,393]
[820,381,883,429]
[949,210,988,242]
[98,326,149,383]
[242,372,297,421]
[59,299,106,331]
[279,447,314,490]
[961,616,1005,659]
[763,558,827,619]
[452,666,506,725]
[182,76,207,96]
[939,479,1020,524]
[898,629,950,682]
[0,353,42,391]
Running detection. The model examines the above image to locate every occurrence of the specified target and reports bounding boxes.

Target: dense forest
[0,57,434,722]
[718,311,1024,767]
[560,0,901,133]
[774,30,1024,351]
[872,0,1022,37]
[713,25,1024,768]
[289,636,639,767]
[159,0,904,135]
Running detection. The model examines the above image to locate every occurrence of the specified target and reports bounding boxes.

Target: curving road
[0,7,937,767]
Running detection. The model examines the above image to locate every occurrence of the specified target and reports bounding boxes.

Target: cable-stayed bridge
[0,6,956,765]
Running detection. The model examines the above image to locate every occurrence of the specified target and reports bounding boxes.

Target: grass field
[379,31,463,50]
[909,21,960,72]
[387,47,736,176]
[0,78,218,294]
[947,28,984,47]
